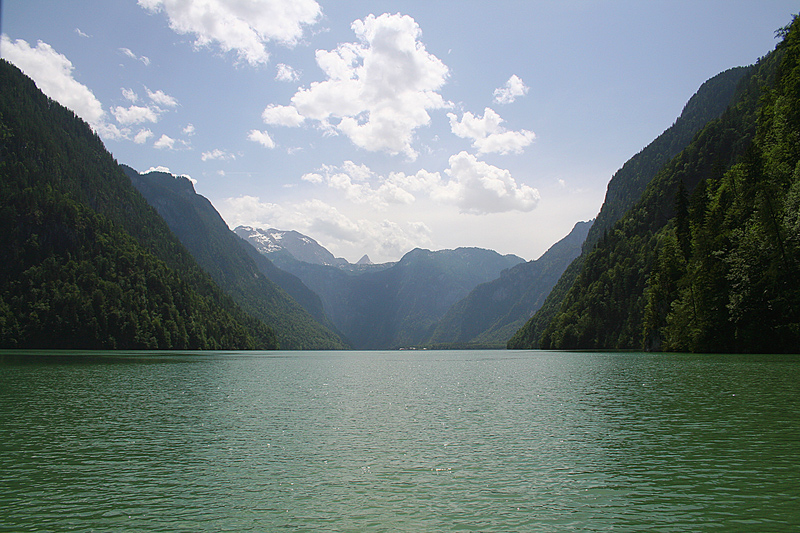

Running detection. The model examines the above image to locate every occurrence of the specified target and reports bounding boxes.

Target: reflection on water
[1,350,798,531]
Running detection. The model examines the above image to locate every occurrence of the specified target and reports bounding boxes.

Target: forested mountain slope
[509,65,752,348]
[513,16,800,353]
[427,220,592,347]
[0,59,277,349]
[124,167,348,349]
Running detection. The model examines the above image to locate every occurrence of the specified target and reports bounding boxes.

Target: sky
[2,1,797,263]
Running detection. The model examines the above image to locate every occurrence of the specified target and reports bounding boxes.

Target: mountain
[384,248,525,347]
[427,220,592,347]
[0,59,276,350]
[235,225,393,273]
[509,64,752,349]
[241,235,524,349]
[123,167,349,350]
[235,226,349,267]
[511,15,800,353]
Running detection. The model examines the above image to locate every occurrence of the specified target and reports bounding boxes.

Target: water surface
[1,350,798,531]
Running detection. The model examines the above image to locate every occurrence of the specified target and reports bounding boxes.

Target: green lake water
[0,350,798,531]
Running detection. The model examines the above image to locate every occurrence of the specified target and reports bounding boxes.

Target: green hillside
[0,59,277,350]
[512,16,800,353]
[508,64,753,348]
[124,166,348,349]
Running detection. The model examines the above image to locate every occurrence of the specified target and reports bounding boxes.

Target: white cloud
[145,165,173,174]
[144,165,197,184]
[285,13,450,160]
[1,35,105,129]
[134,128,153,144]
[473,129,536,155]
[183,123,196,135]
[306,161,426,207]
[449,107,503,140]
[201,148,236,161]
[120,47,151,66]
[112,88,177,128]
[301,154,537,215]
[112,104,160,125]
[220,195,282,229]
[493,74,528,104]
[146,88,178,107]
[275,63,299,82]
[387,168,442,193]
[302,199,362,241]
[261,104,304,126]
[138,0,322,66]
[247,129,276,148]
[220,196,433,261]
[447,107,535,154]
[437,151,539,214]
[341,160,372,181]
[75,28,90,38]
[94,123,129,141]
[368,218,433,259]
[154,134,176,149]
[122,87,139,102]
[301,172,323,184]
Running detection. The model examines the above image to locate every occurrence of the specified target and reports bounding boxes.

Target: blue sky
[2,1,797,263]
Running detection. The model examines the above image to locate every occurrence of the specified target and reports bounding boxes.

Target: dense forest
[0,60,277,349]
[509,66,751,350]
[511,16,800,353]
[125,166,348,349]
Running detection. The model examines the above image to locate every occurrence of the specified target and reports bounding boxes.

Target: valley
[3,15,800,353]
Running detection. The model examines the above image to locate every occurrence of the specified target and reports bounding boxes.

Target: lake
[1,350,798,531]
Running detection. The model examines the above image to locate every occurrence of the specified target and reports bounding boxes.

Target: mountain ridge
[124,166,349,350]
[236,226,349,267]
[0,59,277,350]
[509,64,753,349]
[235,225,396,274]
[512,15,800,352]
[239,231,525,349]
[427,219,592,347]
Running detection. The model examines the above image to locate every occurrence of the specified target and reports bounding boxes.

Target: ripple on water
[0,350,799,531]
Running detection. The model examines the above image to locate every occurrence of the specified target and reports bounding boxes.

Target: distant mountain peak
[235,226,349,267]
[356,254,373,265]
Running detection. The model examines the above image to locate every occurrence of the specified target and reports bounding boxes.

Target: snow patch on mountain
[235,226,351,267]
